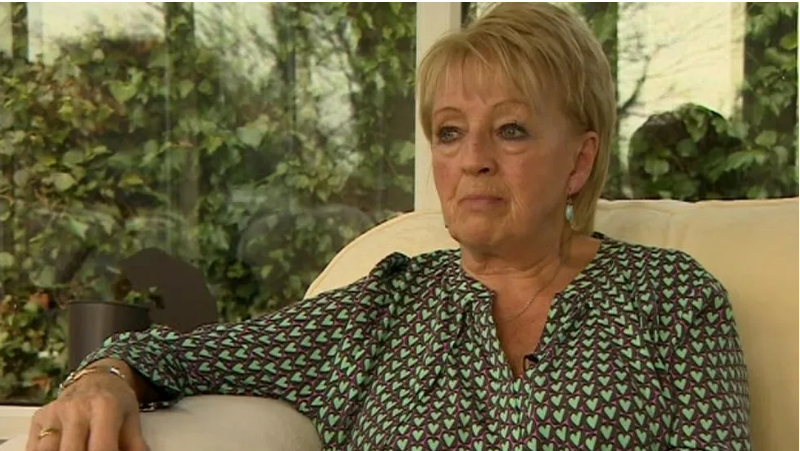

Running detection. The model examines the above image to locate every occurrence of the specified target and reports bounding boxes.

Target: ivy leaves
[1,2,416,403]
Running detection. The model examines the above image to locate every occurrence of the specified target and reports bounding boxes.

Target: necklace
[494,261,563,324]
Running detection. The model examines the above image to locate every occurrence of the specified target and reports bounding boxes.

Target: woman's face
[430,66,598,253]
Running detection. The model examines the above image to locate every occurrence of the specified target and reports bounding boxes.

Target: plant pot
[67,301,152,371]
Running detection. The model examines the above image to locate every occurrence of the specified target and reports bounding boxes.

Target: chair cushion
[0,396,322,451]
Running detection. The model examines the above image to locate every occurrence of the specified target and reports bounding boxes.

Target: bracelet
[58,365,127,394]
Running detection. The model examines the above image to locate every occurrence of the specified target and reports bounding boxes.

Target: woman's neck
[461,222,573,274]
[460,228,599,297]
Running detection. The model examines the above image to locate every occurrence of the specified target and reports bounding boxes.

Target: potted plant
[65,247,218,371]
[65,273,160,371]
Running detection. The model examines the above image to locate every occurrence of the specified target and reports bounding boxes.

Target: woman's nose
[461,132,497,176]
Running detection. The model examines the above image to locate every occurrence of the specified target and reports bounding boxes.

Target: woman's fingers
[85,401,124,451]
[58,405,90,451]
[26,406,145,451]
[24,418,42,451]
[118,413,149,451]
[34,432,61,451]
[24,371,145,451]
[27,407,63,451]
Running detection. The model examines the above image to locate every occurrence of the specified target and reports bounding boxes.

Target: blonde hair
[417,3,616,234]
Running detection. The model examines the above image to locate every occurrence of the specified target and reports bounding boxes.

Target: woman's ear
[567,131,599,194]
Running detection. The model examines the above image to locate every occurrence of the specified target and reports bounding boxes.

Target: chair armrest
[0,395,321,451]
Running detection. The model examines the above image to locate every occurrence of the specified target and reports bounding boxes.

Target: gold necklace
[494,234,572,324]
[494,261,563,324]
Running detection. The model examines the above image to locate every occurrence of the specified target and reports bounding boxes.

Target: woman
[27,3,751,450]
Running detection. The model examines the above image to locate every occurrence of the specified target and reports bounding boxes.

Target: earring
[565,197,574,223]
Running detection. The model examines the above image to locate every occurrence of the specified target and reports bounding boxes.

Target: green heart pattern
[84,235,751,450]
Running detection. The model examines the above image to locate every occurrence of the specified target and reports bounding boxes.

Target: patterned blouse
[82,234,752,450]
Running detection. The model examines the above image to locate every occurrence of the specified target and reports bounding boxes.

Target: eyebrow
[492,100,531,114]
[432,99,533,118]
[431,106,461,118]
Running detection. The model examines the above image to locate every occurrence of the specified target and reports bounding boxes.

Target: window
[464,2,798,201]
[0,2,418,404]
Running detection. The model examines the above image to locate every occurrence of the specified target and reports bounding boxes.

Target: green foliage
[0,2,416,403]
[628,3,798,201]
[0,295,67,404]
[628,104,751,200]
[737,2,798,198]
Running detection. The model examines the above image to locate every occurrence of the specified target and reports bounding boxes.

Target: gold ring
[38,426,60,439]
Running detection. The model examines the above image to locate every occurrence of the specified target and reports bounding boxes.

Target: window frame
[414,2,462,212]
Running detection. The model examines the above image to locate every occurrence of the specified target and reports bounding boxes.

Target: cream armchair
[2,198,797,451]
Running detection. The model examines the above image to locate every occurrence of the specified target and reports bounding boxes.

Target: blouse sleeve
[77,253,408,413]
[657,256,752,450]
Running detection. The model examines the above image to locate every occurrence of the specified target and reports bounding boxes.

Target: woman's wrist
[59,364,126,392]
[85,358,163,404]
[60,359,138,398]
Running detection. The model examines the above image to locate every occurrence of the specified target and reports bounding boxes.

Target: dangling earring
[565,197,574,224]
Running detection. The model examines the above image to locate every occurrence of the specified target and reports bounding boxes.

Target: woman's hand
[26,371,148,451]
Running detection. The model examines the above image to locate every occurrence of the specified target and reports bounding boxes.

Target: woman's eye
[436,126,460,143]
[498,123,528,140]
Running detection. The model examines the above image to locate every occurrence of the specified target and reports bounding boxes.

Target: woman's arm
[74,270,390,412]
[658,259,751,450]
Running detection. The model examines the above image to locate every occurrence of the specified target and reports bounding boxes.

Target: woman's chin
[448,222,501,249]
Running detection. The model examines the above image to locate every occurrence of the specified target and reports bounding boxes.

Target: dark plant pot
[67,301,151,371]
